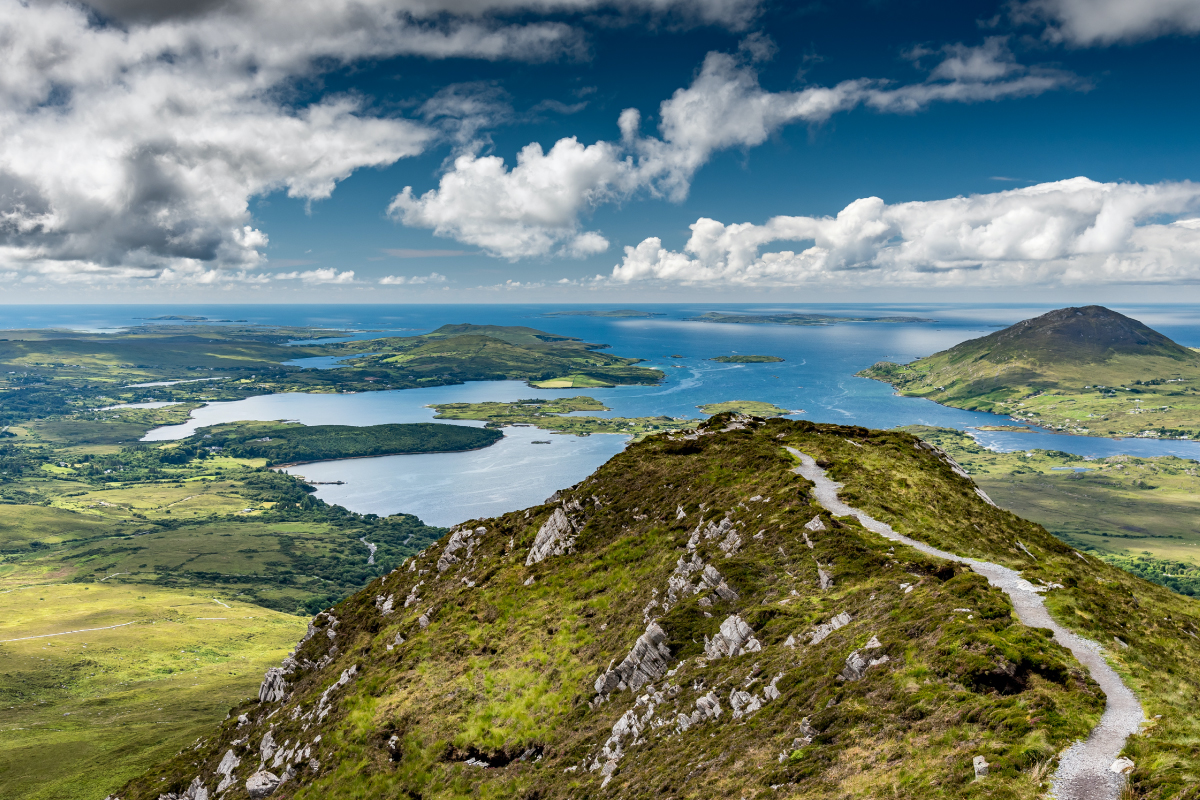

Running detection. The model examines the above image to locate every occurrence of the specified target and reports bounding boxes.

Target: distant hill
[859,306,1200,437]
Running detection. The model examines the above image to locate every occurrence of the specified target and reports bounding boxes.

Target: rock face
[245,770,280,798]
[526,504,581,565]
[438,526,486,572]
[594,622,672,695]
[258,668,288,704]
[703,615,761,659]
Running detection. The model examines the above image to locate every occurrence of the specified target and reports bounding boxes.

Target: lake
[98,302,1200,526]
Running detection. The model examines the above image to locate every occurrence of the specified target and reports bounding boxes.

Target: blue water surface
[6,303,1200,524]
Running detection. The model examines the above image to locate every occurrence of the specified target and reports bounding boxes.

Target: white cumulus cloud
[609,178,1200,287]
[391,40,1079,258]
[2,0,751,284]
[379,272,448,284]
[275,268,357,284]
[1014,0,1200,45]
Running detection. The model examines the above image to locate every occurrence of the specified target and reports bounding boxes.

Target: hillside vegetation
[112,416,1200,800]
[190,421,502,466]
[860,306,1200,438]
[903,426,1200,598]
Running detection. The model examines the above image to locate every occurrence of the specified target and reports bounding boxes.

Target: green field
[904,426,1200,595]
[0,582,304,800]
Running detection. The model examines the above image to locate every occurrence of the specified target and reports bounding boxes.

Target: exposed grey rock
[783,634,796,649]
[260,730,277,763]
[975,487,998,506]
[386,632,405,652]
[403,581,423,609]
[718,530,742,557]
[215,749,240,793]
[185,778,208,800]
[699,564,739,601]
[245,770,280,798]
[676,505,686,520]
[418,611,431,629]
[763,674,782,701]
[807,612,852,645]
[1110,757,1134,775]
[804,516,825,532]
[704,615,761,659]
[839,641,890,682]
[973,755,989,779]
[798,717,818,742]
[817,567,834,590]
[1017,540,1038,560]
[526,506,579,566]
[258,668,288,704]
[594,622,671,695]
[729,688,762,719]
[375,594,394,614]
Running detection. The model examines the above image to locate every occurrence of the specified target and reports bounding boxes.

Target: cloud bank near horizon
[607,178,1200,288]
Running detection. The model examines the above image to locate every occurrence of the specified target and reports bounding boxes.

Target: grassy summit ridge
[113,416,1200,800]
[860,306,1200,437]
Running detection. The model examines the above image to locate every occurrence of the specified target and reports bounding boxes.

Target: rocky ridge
[108,414,1200,800]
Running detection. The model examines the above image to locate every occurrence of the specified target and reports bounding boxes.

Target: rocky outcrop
[245,770,280,798]
[215,749,240,793]
[808,612,852,645]
[526,501,582,565]
[703,615,761,659]
[594,622,672,695]
[839,636,889,681]
[258,668,288,704]
[675,691,722,732]
[438,526,486,573]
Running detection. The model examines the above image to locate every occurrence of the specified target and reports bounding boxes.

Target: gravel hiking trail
[787,448,1143,800]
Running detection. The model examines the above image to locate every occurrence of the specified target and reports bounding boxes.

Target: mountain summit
[859,307,1200,435]
[109,416,1200,800]
[936,306,1198,366]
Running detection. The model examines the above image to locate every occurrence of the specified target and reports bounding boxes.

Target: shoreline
[268,440,505,469]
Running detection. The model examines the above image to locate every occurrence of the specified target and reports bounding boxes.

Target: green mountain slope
[110,416,1200,800]
[859,306,1200,437]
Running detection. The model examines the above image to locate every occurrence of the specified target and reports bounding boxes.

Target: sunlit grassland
[0,582,305,800]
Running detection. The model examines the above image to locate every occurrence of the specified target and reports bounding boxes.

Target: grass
[900,425,1200,597]
[112,416,1200,800]
[0,581,305,800]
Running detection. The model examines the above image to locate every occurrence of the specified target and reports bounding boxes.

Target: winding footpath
[787,448,1143,800]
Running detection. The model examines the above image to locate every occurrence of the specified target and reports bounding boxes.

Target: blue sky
[4,0,1200,302]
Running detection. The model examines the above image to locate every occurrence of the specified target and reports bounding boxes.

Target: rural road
[787,448,1143,800]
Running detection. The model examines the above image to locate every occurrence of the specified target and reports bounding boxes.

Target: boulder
[972,755,989,779]
[526,507,578,566]
[804,516,825,532]
[245,770,280,798]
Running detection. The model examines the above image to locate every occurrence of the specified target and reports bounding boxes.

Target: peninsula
[709,354,784,363]
[859,306,1200,438]
[430,396,695,439]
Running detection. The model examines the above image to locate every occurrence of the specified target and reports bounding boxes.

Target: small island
[709,355,784,363]
[430,396,696,439]
[697,400,794,416]
[189,420,503,466]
